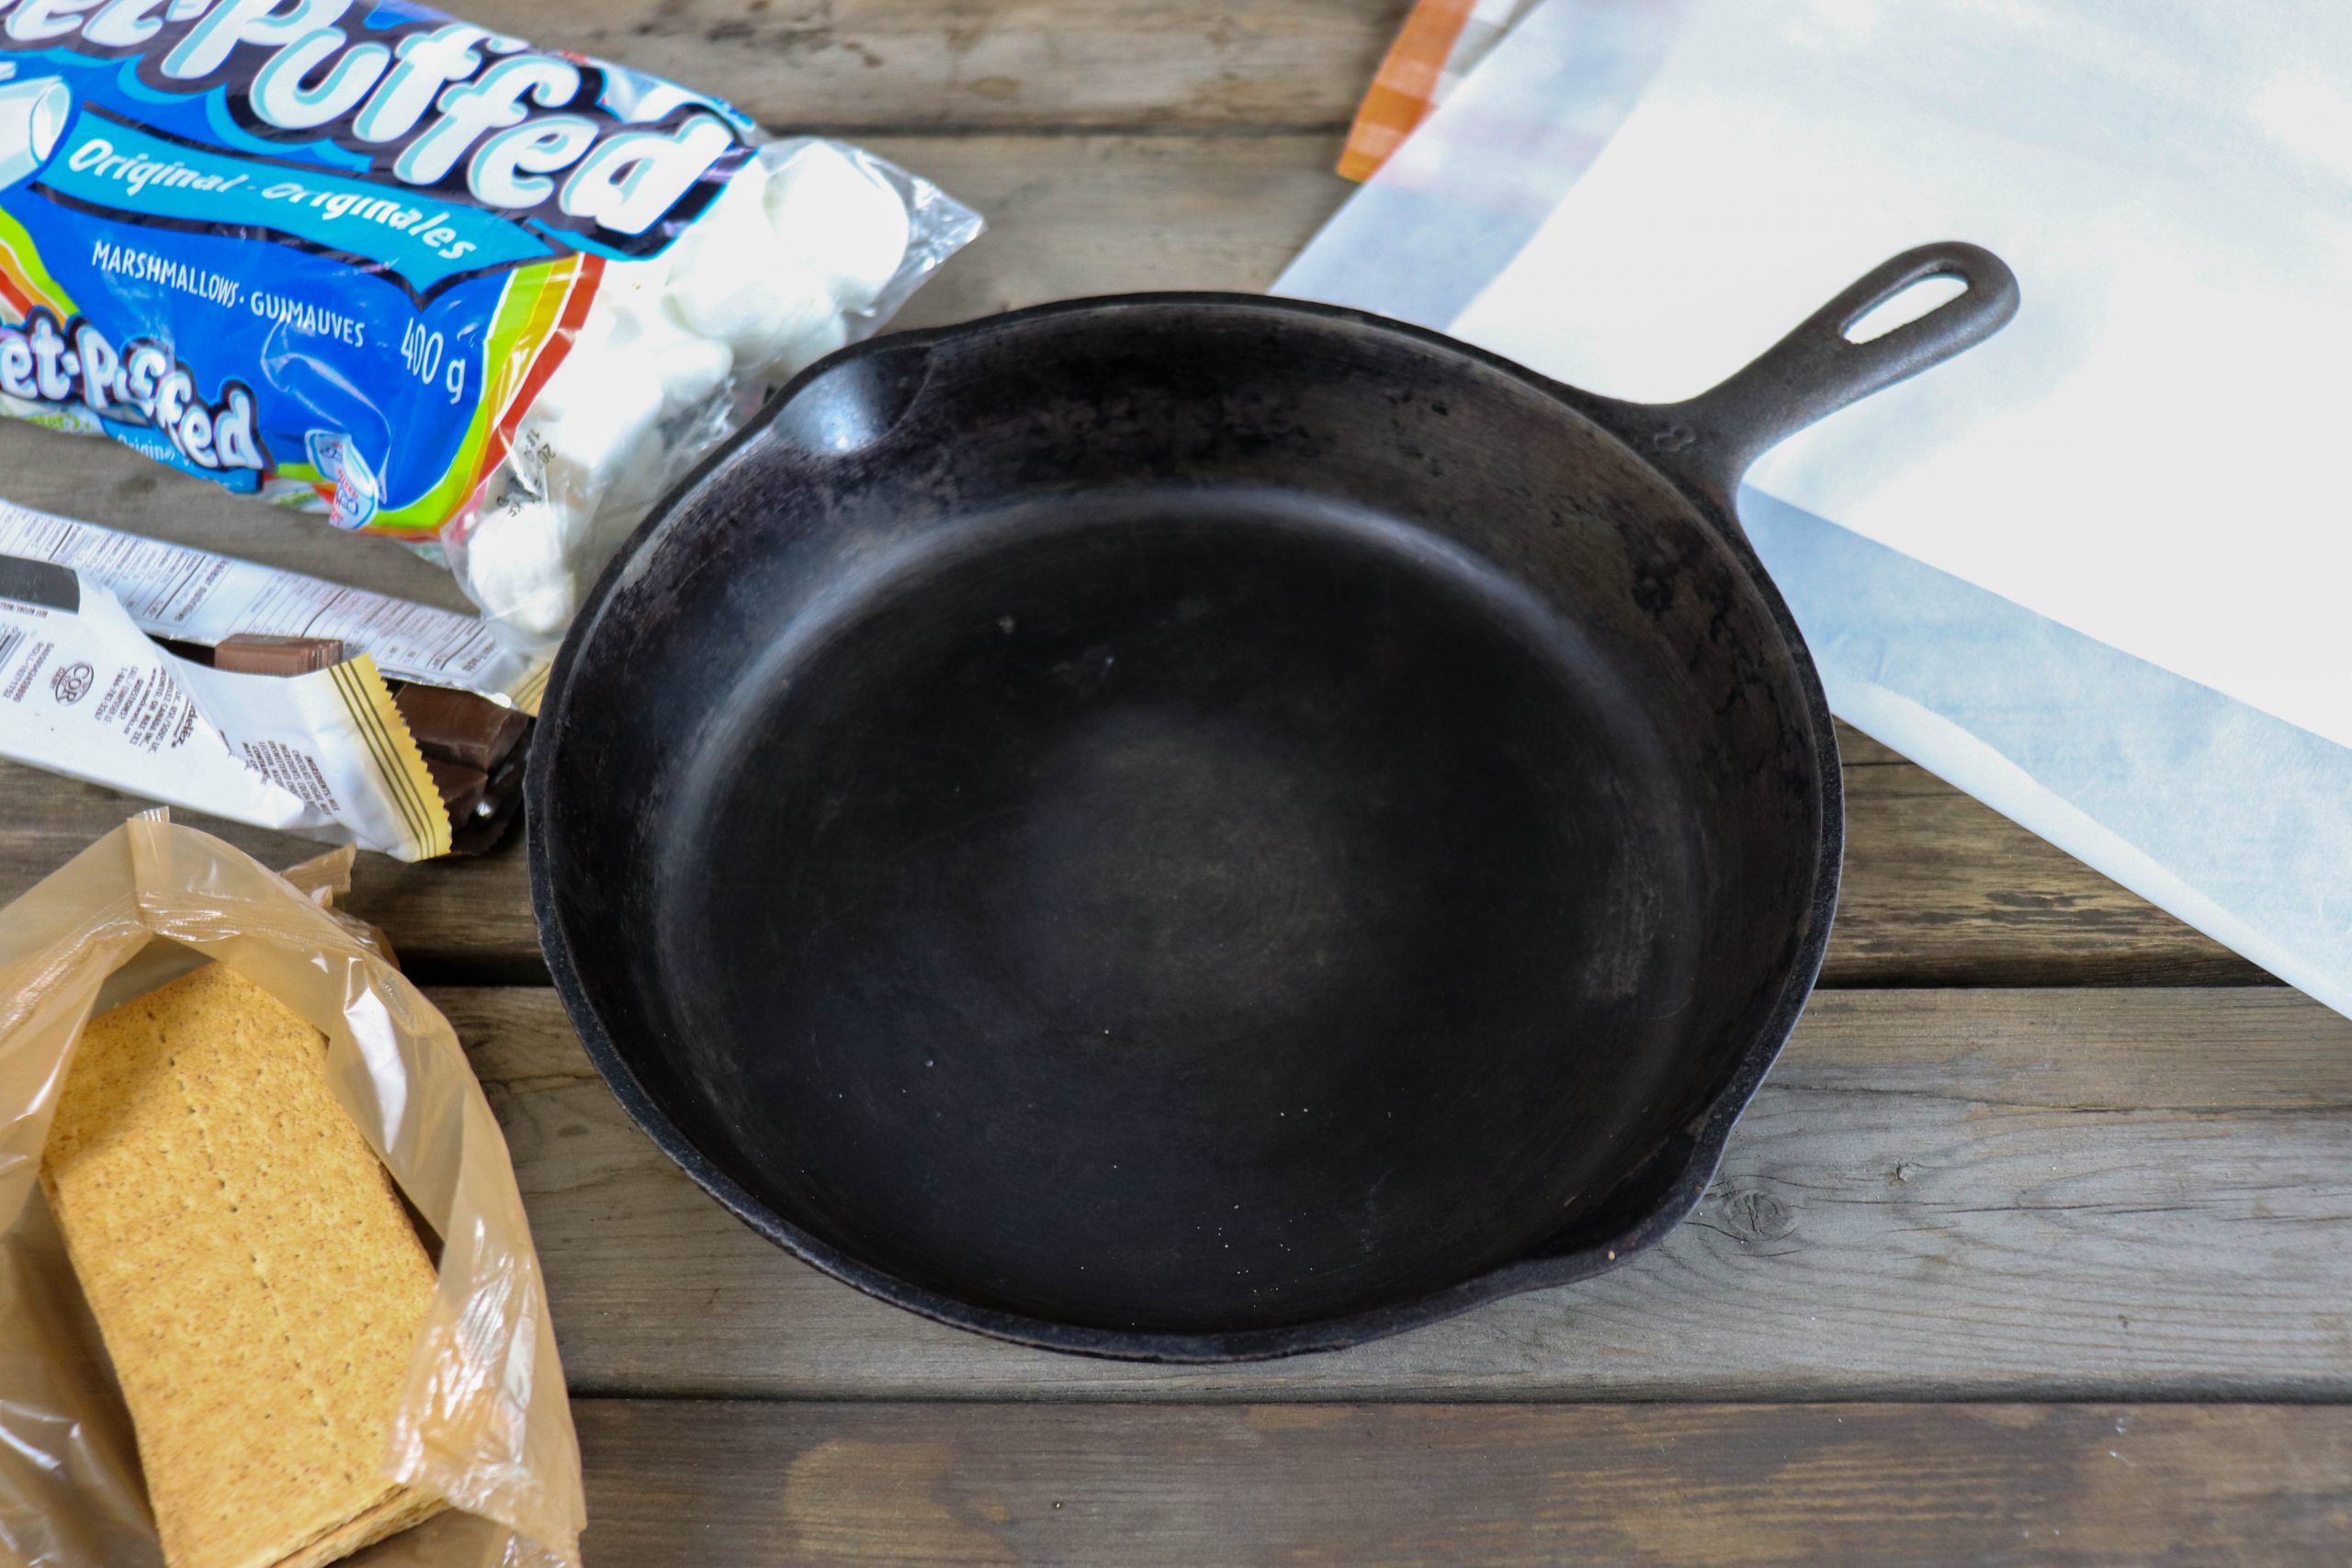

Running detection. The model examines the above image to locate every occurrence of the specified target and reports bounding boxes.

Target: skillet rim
[526,290,1843,1362]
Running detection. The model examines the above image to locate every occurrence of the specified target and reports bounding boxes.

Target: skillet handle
[1632,241,2018,515]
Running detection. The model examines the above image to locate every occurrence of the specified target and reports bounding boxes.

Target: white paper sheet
[1742,491,2352,1020]
[1280,0,2352,1015]
[1439,0,2352,753]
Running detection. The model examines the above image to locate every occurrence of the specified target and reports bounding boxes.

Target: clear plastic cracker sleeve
[0,812,585,1568]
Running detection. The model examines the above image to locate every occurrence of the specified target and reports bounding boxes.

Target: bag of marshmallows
[0,0,979,643]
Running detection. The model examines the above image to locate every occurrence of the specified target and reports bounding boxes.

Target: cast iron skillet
[530,243,2018,1360]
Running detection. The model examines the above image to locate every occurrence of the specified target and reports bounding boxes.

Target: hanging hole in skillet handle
[1840,273,1968,344]
[1635,241,2019,521]
[763,338,938,458]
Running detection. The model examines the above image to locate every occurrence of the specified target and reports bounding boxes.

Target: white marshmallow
[458,492,578,640]
[599,286,736,415]
[597,430,675,516]
[643,327,736,417]
[662,263,836,383]
[662,167,842,378]
[659,141,910,376]
[760,141,912,312]
[770,309,851,377]
[582,495,657,571]
[514,344,666,518]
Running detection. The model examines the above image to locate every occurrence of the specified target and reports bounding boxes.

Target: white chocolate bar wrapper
[0,496,548,711]
[0,553,453,861]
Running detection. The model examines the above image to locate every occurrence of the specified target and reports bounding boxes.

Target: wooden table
[5,4,2348,1562]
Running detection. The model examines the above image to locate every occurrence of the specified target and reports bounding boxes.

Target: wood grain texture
[571,1398,2352,1566]
[447,0,1410,131]
[1834,740,2258,987]
[445,987,2352,1400]
[882,133,1354,324]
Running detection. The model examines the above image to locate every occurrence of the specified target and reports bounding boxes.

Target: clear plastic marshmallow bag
[453,134,983,644]
[0,813,584,1568]
[0,4,980,654]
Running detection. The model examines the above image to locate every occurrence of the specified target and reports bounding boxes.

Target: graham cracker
[40,964,447,1568]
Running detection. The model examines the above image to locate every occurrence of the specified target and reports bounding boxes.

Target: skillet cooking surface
[658,486,1704,1334]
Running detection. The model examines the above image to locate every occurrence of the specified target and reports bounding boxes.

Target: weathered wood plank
[884,132,1354,323]
[0,134,2257,985]
[571,1399,2352,1566]
[1836,755,2256,986]
[449,987,2352,1400]
[465,0,1410,132]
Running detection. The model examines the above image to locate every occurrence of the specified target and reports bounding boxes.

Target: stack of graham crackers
[41,964,447,1568]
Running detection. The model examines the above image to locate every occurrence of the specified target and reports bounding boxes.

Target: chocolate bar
[393,684,528,773]
[450,750,527,857]
[421,756,490,826]
[213,633,345,676]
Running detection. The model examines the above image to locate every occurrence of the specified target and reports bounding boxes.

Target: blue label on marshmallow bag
[0,0,758,534]
[43,108,557,291]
